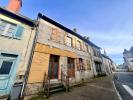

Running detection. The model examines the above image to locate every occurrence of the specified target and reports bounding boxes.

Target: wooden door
[48,55,59,79]
[67,58,75,78]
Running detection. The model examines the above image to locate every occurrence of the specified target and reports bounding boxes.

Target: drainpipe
[20,13,42,99]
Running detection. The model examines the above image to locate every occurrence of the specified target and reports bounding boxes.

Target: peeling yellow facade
[28,43,77,83]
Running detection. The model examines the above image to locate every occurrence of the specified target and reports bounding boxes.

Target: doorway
[67,57,75,78]
[94,61,102,75]
[48,55,59,79]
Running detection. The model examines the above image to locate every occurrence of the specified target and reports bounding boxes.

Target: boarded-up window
[51,28,61,42]
[66,36,72,47]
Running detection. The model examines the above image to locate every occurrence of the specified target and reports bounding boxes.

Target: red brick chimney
[6,0,22,13]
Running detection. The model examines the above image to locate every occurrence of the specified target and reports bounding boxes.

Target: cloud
[84,31,133,64]
[88,32,133,54]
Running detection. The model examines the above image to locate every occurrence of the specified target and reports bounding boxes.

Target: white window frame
[66,36,72,47]
[0,19,18,38]
[77,40,81,50]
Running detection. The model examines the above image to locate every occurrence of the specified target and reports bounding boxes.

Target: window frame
[0,57,16,76]
[67,57,75,69]
[86,60,91,70]
[66,36,73,47]
[77,40,81,50]
[0,52,19,77]
[0,19,23,40]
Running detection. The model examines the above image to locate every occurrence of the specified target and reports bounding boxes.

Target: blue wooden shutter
[14,25,24,39]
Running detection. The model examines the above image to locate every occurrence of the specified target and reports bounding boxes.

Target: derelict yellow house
[25,13,94,95]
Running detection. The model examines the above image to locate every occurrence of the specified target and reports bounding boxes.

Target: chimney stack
[6,0,22,13]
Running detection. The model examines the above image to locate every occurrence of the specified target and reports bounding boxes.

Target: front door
[67,58,75,78]
[95,62,102,75]
[48,55,59,79]
[0,53,17,96]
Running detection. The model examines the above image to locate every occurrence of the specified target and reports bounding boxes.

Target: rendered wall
[0,14,35,97]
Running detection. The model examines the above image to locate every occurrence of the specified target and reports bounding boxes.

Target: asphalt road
[114,72,133,100]
[49,76,119,100]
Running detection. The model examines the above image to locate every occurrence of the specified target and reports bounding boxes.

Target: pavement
[114,72,133,100]
[49,76,119,100]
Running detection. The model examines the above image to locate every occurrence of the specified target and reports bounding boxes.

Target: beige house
[0,7,35,98]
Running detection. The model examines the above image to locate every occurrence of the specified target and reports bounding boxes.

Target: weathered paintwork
[0,14,35,97]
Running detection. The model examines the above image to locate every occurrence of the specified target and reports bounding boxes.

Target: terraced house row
[0,0,115,99]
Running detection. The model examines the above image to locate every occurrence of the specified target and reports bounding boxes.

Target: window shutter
[14,25,24,39]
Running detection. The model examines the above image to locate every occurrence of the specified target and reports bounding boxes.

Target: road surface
[114,72,133,100]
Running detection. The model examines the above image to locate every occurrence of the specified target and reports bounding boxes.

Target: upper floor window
[77,40,81,50]
[0,19,24,39]
[51,28,61,43]
[85,44,90,53]
[93,49,100,57]
[81,43,85,51]
[66,36,72,47]
[93,49,97,56]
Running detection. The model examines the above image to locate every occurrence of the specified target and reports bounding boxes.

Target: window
[77,40,81,50]
[80,43,83,51]
[0,53,17,75]
[51,28,61,42]
[0,19,24,39]
[68,58,75,69]
[93,49,97,56]
[0,61,13,74]
[86,60,91,70]
[78,58,85,70]
[66,36,72,47]
[85,44,89,53]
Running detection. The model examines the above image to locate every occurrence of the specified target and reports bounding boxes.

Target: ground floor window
[78,58,85,70]
[86,60,91,70]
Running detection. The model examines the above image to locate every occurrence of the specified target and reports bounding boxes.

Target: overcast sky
[1,0,133,65]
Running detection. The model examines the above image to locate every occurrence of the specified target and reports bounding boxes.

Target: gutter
[20,14,41,99]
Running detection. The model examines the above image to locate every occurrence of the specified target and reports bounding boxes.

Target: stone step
[44,82,66,95]
[49,87,66,94]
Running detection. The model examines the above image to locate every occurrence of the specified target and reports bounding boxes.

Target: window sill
[0,34,21,40]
